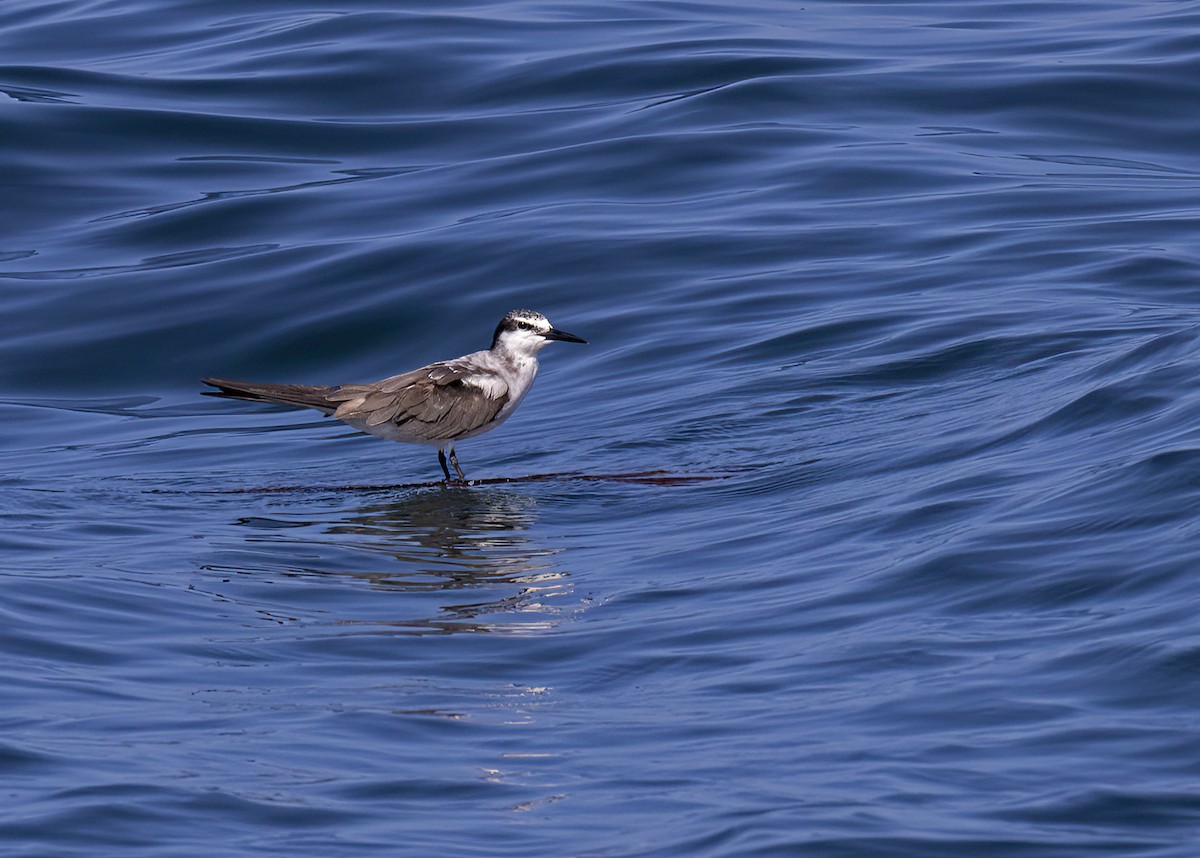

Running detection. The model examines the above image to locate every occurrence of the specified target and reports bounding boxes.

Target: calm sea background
[4,1,1200,855]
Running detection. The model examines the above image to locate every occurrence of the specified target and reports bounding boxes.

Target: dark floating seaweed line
[151,470,735,495]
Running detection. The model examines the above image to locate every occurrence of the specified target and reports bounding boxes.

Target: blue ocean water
[4,0,1200,854]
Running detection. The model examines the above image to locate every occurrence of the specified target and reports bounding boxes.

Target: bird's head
[490,309,587,356]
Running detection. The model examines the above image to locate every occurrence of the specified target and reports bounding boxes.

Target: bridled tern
[203,309,587,482]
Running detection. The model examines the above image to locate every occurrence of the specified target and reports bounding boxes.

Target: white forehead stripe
[506,314,551,333]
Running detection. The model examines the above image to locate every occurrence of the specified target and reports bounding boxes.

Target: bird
[203,309,587,482]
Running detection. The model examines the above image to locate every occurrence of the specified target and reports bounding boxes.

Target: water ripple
[5,0,1200,855]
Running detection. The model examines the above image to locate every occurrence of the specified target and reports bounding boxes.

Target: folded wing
[327,362,510,441]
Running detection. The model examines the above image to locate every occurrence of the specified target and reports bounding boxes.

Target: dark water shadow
[93,165,421,222]
[0,244,279,280]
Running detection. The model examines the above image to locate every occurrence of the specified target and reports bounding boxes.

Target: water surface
[3,1,1200,855]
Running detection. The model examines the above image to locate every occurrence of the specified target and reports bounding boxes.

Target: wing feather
[202,378,339,413]
[330,362,510,440]
[365,402,403,426]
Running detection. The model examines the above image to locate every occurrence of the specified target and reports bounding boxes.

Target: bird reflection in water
[316,488,574,635]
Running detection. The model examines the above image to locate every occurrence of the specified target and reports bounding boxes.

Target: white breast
[461,350,540,428]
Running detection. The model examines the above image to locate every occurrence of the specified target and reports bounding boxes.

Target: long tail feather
[202,377,338,413]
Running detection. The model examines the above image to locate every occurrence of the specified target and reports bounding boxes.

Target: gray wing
[326,362,510,440]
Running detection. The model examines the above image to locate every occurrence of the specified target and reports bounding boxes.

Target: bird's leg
[449,448,466,481]
[438,448,452,481]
